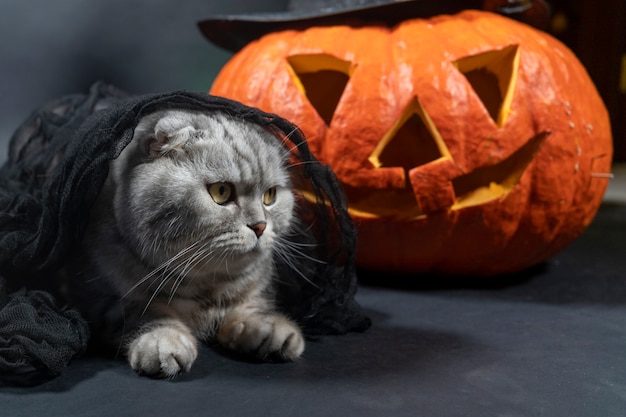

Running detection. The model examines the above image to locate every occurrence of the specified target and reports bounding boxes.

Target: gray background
[0,0,285,163]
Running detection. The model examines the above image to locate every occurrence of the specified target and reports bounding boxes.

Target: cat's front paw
[218,313,304,362]
[127,320,198,378]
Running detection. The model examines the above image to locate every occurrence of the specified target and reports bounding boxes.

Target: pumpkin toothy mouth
[345,130,548,219]
[449,130,549,210]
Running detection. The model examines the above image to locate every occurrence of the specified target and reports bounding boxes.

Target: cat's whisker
[193,246,221,275]
[282,125,303,143]
[138,228,168,261]
[273,245,320,289]
[122,267,162,299]
[278,239,327,265]
[122,240,203,299]
[286,160,322,169]
[158,241,214,297]
[282,118,320,141]
[167,245,218,304]
[123,265,168,299]
[281,128,319,155]
[142,276,172,316]
[139,252,196,315]
[139,244,207,314]
[286,220,318,236]
[166,266,193,304]
[279,239,318,248]
[221,250,232,277]
[84,275,103,284]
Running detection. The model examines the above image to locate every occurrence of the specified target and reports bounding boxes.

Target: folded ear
[138,112,196,159]
[144,130,171,158]
[145,127,197,159]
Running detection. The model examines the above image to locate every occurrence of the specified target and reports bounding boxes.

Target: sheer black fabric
[0,82,370,385]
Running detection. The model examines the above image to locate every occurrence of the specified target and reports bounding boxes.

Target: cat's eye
[263,187,277,206]
[208,182,234,205]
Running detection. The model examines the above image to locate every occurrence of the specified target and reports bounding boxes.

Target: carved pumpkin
[210,10,613,276]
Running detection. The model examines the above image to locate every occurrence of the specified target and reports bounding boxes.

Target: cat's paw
[218,313,304,362]
[127,320,198,378]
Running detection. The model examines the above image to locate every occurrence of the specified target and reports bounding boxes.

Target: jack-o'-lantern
[209,10,613,276]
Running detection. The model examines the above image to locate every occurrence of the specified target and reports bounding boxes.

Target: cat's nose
[248,222,267,238]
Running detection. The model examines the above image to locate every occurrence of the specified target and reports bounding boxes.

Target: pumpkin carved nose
[248,222,267,238]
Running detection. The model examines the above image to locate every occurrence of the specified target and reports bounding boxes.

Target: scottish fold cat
[66,109,305,378]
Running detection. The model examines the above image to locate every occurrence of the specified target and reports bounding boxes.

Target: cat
[64,109,305,378]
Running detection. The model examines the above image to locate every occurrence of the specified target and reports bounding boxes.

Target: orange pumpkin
[210,10,613,276]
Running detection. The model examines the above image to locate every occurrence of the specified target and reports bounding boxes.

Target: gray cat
[65,109,305,378]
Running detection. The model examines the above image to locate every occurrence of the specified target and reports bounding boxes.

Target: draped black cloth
[0,82,370,386]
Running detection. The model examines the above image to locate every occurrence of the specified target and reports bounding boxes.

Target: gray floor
[1,198,625,416]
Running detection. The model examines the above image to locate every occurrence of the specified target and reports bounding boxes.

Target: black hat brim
[198,0,481,52]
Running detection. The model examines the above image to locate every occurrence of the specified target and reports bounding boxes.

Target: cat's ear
[144,130,173,159]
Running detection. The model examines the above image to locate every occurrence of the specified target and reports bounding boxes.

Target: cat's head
[110,109,296,275]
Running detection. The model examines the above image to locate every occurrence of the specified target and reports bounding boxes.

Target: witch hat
[198,0,550,52]
[199,0,480,52]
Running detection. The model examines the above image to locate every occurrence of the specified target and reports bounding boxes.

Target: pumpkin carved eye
[287,54,354,126]
[453,44,519,127]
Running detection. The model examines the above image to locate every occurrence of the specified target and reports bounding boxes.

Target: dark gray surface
[1,203,625,416]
